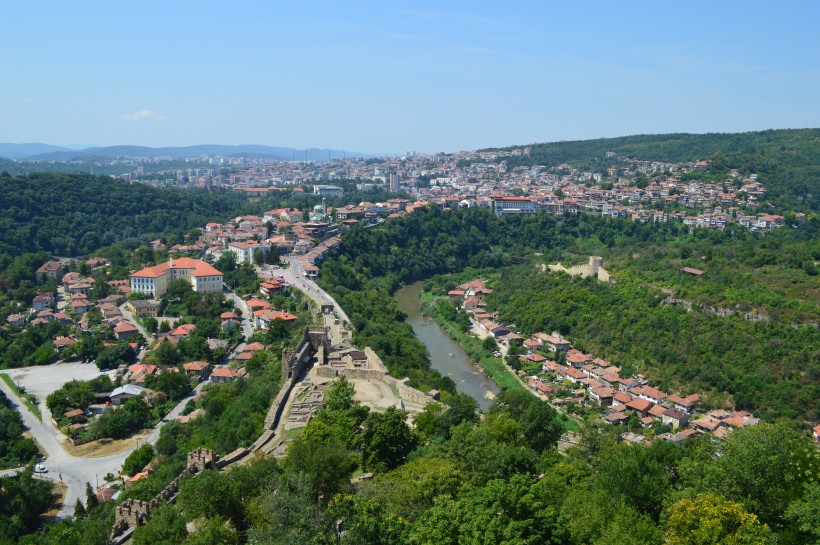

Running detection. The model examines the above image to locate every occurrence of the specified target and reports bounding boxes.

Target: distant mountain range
[0,143,386,162]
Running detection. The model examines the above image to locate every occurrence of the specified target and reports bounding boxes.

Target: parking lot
[3,361,102,402]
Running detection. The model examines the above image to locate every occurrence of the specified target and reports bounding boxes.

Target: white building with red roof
[130,258,223,298]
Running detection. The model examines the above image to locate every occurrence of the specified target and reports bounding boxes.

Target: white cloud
[121,109,165,121]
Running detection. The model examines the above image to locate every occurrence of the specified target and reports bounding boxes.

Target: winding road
[1,260,329,519]
[260,256,351,347]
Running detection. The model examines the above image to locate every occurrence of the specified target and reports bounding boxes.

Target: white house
[130,258,223,298]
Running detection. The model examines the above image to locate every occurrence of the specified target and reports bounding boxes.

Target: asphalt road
[1,261,343,518]
[226,291,255,341]
[262,257,351,347]
[0,369,209,518]
[118,304,153,344]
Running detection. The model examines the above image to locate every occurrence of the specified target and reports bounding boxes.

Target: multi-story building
[491,195,541,216]
[228,240,270,265]
[130,258,223,298]
[313,185,344,199]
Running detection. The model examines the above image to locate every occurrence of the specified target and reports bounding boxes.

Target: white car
[33,464,48,473]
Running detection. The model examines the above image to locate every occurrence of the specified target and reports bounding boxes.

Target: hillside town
[112,147,798,232]
[447,278,763,446]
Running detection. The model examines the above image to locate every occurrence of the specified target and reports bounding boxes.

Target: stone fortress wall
[547,256,611,282]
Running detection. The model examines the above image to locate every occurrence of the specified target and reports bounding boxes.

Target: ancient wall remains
[547,256,611,282]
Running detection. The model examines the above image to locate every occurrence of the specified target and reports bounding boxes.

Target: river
[394,281,500,410]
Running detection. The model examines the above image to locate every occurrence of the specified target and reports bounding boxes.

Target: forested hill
[480,128,820,211]
[0,172,253,259]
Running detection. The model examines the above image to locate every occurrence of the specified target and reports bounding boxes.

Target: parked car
[34,464,48,473]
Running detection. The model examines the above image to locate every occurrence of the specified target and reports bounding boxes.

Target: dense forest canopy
[477,128,820,211]
[0,172,255,259]
[484,266,819,421]
[0,173,408,264]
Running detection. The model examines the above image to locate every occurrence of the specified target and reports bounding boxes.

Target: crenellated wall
[110,448,219,540]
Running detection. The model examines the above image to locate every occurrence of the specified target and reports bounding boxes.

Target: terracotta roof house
[589,387,616,406]
[183,361,211,379]
[666,393,700,413]
[211,366,247,384]
[53,335,78,349]
[6,313,27,328]
[661,408,689,429]
[665,428,700,445]
[113,320,140,340]
[625,398,654,417]
[246,298,272,310]
[566,349,592,367]
[692,417,726,434]
[130,258,223,298]
[634,385,668,404]
[36,260,64,281]
[680,267,705,276]
[603,411,629,425]
[534,333,572,352]
[648,404,667,420]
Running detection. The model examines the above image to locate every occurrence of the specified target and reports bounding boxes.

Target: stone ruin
[281,326,329,383]
[110,448,219,541]
[187,447,217,473]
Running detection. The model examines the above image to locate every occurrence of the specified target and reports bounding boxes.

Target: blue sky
[1,1,818,153]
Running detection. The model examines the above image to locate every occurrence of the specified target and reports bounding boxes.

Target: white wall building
[130,258,223,298]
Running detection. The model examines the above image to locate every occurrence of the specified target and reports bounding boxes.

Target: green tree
[361,458,463,522]
[151,340,180,367]
[178,469,244,527]
[481,336,497,352]
[85,482,99,512]
[150,371,191,402]
[784,482,820,542]
[132,503,187,545]
[142,317,158,334]
[360,406,418,473]
[327,494,407,545]
[696,423,819,529]
[95,343,135,370]
[122,444,154,477]
[248,472,330,544]
[185,516,240,545]
[665,493,774,545]
[73,499,86,519]
[46,380,94,417]
[409,475,564,545]
[438,392,479,437]
[520,399,563,454]
[282,436,355,500]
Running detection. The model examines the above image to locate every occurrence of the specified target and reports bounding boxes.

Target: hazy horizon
[2,1,819,153]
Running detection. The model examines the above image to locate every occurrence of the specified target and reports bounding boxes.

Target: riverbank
[419,292,522,392]
[418,291,579,432]
[394,282,499,410]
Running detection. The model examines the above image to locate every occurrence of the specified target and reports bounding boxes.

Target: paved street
[226,291,255,340]
[118,303,153,343]
[0,259,348,519]
[0,367,209,518]
[264,257,351,347]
